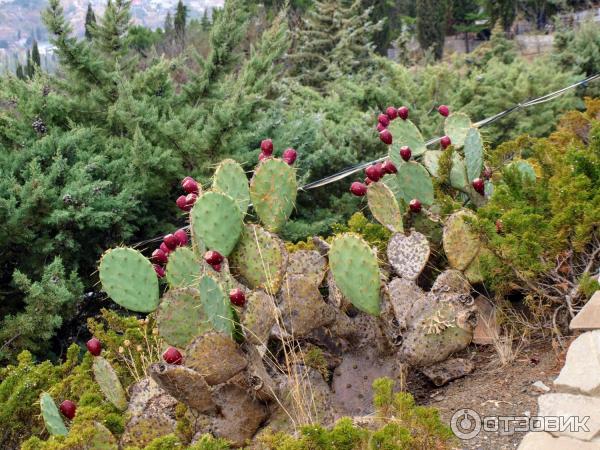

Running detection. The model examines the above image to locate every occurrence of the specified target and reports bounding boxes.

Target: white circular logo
[451,408,481,439]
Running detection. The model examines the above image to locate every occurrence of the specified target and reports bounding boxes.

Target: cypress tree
[174,0,187,49]
[201,8,211,31]
[291,0,383,89]
[15,63,24,79]
[31,39,41,68]
[416,0,448,59]
[25,49,33,78]
[485,0,516,33]
[95,0,132,57]
[85,2,97,40]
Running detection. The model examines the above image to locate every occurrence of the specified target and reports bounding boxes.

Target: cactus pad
[99,247,159,313]
[185,332,248,385]
[241,289,277,345]
[387,277,426,330]
[93,356,128,410]
[213,159,250,215]
[367,182,403,232]
[396,161,434,206]
[199,275,235,337]
[165,247,200,289]
[40,393,68,436]
[388,118,426,167]
[422,150,442,178]
[449,152,468,191]
[443,210,481,271]
[250,158,297,232]
[190,191,243,256]
[507,160,536,182]
[464,248,493,284]
[387,231,431,280]
[444,113,471,148]
[157,288,211,347]
[229,224,288,294]
[278,275,336,337]
[285,250,327,286]
[149,363,215,413]
[464,127,484,182]
[328,233,381,315]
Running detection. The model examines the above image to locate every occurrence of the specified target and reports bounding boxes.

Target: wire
[133,72,599,248]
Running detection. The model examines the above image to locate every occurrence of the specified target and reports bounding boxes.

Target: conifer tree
[416,0,448,59]
[174,0,187,49]
[25,49,33,78]
[85,2,97,40]
[485,0,516,32]
[164,11,174,36]
[291,0,383,89]
[15,63,24,79]
[201,8,211,31]
[95,0,132,58]
[31,40,41,68]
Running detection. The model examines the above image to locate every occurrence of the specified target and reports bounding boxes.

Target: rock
[554,330,600,396]
[332,352,403,416]
[210,383,268,447]
[532,380,551,393]
[420,358,474,386]
[278,275,336,338]
[537,393,600,441]
[472,296,498,345]
[127,377,172,417]
[570,291,600,330]
[185,332,248,385]
[148,363,215,413]
[518,431,600,450]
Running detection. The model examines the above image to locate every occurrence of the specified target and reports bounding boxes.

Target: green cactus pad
[388,118,427,167]
[367,182,403,232]
[190,191,243,256]
[444,113,471,148]
[407,211,443,247]
[422,150,442,178]
[89,422,118,449]
[99,248,159,313]
[250,158,297,232]
[443,210,481,271]
[165,247,201,289]
[92,356,128,410]
[507,160,536,182]
[464,127,484,182]
[229,224,288,294]
[387,231,430,280]
[40,393,68,436]
[157,287,211,347]
[213,159,250,215]
[449,152,469,191]
[199,275,235,337]
[464,247,493,284]
[329,233,381,315]
[396,161,434,206]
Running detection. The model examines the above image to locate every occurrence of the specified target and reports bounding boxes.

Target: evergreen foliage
[85,3,97,41]
[416,0,448,59]
[484,0,517,32]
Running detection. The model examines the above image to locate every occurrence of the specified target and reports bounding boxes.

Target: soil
[407,339,567,450]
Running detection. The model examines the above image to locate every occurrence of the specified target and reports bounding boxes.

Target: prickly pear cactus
[463,127,484,182]
[40,393,68,436]
[367,182,403,232]
[99,248,159,313]
[190,191,243,256]
[329,233,381,315]
[422,150,442,178]
[285,250,327,286]
[507,159,537,182]
[443,210,481,271]
[444,113,471,148]
[213,159,250,215]
[229,224,288,294]
[199,275,234,337]
[165,247,200,289]
[388,118,427,167]
[250,158,297,232]
[92,356,128,410]
[149,363,215,413]
[157,287,211,347]
[449,152,469,191]
[395,161,434,206]
[463,247,493,284]
[241,290,277,345]
[387,231,430,280]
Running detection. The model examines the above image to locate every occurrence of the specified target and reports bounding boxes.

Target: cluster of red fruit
[259,139,297,165]
[176,176,200,212]
[377,104,452,146]
[151,227,189,278]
